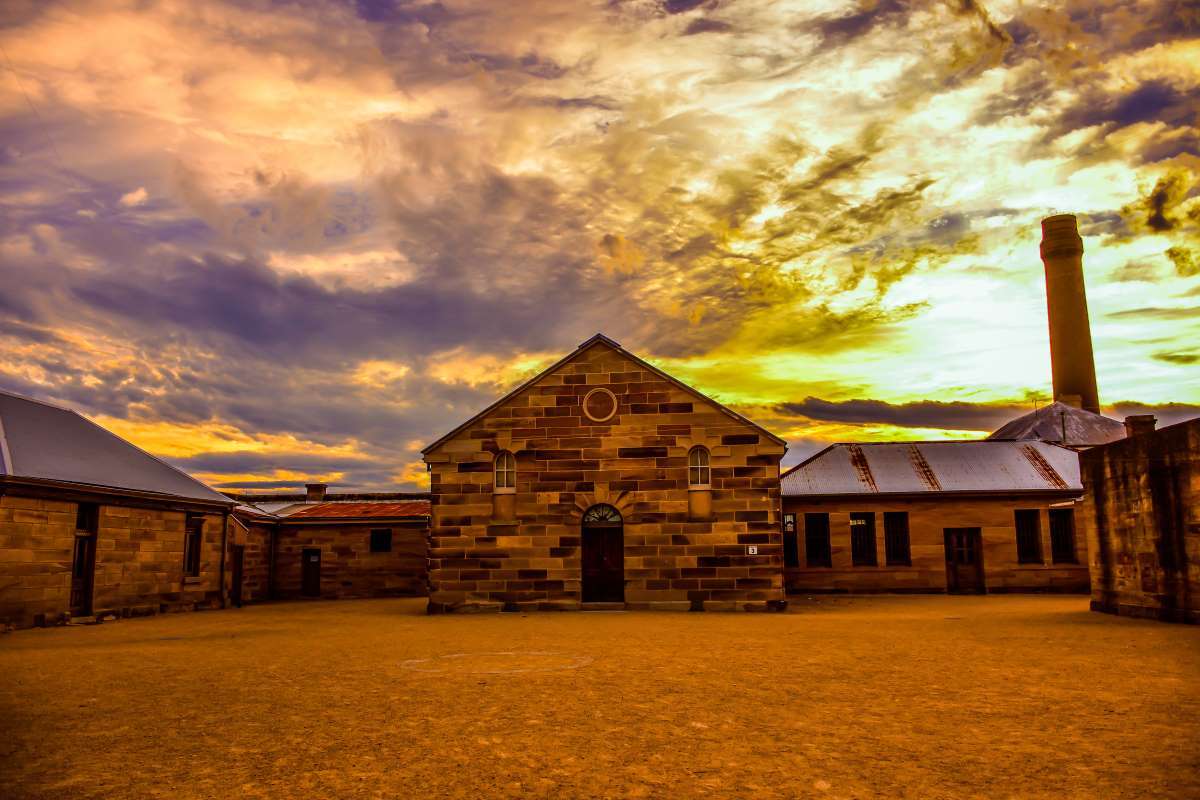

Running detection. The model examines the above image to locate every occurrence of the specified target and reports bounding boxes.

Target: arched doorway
[581,504,624,603]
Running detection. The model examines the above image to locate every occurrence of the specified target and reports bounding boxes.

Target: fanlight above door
[582,504,622,525]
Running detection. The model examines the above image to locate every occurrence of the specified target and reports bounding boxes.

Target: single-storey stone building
[230,484,429,603]
[781,440,1089,594]
[0,390,235,628]
[422,334,788,612]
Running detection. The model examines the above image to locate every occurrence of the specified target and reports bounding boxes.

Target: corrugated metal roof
[285,501,431,519]
[782,440,1082,497]
[988,401,1125,447]
[0,390,232,504]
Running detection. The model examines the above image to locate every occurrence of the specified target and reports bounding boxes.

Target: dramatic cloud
[0,0,1197,490]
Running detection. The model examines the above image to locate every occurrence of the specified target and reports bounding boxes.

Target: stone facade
[782,496,1090,594]
[1080,418,1199,623]
[423,335,787,612]
[271,522,427,600]
[0,491,227,628]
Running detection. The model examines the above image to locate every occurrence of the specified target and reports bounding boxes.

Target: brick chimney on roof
[305,483,328,503]
[1123,415,1156,438]
[1041,214,1101,415]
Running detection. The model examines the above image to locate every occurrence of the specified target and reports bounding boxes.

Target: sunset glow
[1,0,1197,490]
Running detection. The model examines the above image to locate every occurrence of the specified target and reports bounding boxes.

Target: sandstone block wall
[1080,419,1198,623]
[782,496,1089,594]
[0,493,225,628]
[425,341,785,612]
[229,518,274,604]
[272,523,427,600]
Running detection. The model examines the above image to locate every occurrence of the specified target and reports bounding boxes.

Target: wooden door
[230,545,245,607]
[944,528,984,594]
[301,548,321,597]
[70,533,97,616]
[582,504,624,603]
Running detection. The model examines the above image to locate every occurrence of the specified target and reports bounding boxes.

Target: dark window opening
[782,513,799,568]
[884,512,910,566]
[851,512,877,567]
[804,513,832,568]
[183,515,203,577]
[1015,509,1043,564]
[75,502,99,534]
[1049,508,1077,564]
[370,528,393,553]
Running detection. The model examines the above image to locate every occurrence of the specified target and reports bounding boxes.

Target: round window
[582,388,617,422]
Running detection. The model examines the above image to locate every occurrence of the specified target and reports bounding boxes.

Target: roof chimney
[1123,414,1156,438]
[1041,214,1101,414]
[305,482,327,503]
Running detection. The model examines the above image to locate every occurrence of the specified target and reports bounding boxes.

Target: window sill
[183,576,203,585]
[687,485,712,492]
[493,487,516,495]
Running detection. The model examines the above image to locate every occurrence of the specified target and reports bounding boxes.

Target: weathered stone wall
[0,493,225,628]
[272,523,427,600]
[229,518,274,604]
[93,506,224,615]
[1080,418,1199,623]
[425,340,785,612]
[782,496,1089,594]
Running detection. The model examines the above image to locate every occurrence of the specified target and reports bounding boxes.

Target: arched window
[494,450,516,491]
[688,446,710,487]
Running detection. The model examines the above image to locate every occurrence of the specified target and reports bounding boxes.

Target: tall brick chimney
[1123,414,1156,438]
[305,482,327,503]
[1041,214,1101,414]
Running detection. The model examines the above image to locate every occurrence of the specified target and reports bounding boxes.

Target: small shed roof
[988,401,1125,447]
[0,389,232,505]
[781,440,1081,497]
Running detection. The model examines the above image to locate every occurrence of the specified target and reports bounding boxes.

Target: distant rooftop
[227,491,431,520]
[285,501,430,520]
[782,439,1082,497]
[988,401,1126,448]
[0,389,232,505]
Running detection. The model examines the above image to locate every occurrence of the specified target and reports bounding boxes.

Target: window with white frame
[688,446,710,487]
[494,450,516,492]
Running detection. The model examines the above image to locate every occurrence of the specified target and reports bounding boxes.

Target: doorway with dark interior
[70,502,99,617]
[581,504,624,604]
[944,527,985,594]
[301,548,321,598]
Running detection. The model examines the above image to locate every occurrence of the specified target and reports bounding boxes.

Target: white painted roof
[0,389,232,504]
[782,440,1082,496]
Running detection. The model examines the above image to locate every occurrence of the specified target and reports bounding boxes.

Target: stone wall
[229,517,274,604]
[1080,418,1199,623]
[0,492,225,628]
[425,339,785,612]
[782,496,1089,594]
[272,522,427,600]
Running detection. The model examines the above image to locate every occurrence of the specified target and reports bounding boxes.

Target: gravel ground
[1,595,1198,799]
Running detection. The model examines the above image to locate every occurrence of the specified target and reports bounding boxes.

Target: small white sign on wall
[747,545,758,555]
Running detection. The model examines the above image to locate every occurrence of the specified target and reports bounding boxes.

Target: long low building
[0,390,236,628]
[781,440,1090,594]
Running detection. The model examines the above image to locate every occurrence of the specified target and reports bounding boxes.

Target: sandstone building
[229,483,429,604]
[0,390,235,628]
[422,334,788,612]
[781,441,1089,594]
[1079,416,1198,623]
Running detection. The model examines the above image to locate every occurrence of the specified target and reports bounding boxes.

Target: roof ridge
[68,409,232,504]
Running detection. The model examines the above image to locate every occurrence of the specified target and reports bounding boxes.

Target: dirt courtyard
[2,596,1198,799]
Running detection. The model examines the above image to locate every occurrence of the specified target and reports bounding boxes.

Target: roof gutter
[781,488,1084,501]
[0,475,236,510]
[278,516,430,526]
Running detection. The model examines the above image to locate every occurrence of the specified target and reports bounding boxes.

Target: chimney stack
[1123,414,1156,438]
[1040,214,1101,414]
[305,483,328,503]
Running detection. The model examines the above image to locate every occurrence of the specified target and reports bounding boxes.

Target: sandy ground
[1,596,1198,800]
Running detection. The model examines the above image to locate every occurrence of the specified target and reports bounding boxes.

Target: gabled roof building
[0,390,234,629]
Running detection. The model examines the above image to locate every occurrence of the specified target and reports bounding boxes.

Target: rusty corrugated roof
[285,501,431,519]
[781,439,1082,497]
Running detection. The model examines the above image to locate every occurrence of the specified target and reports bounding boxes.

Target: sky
[1,0,1198,493]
